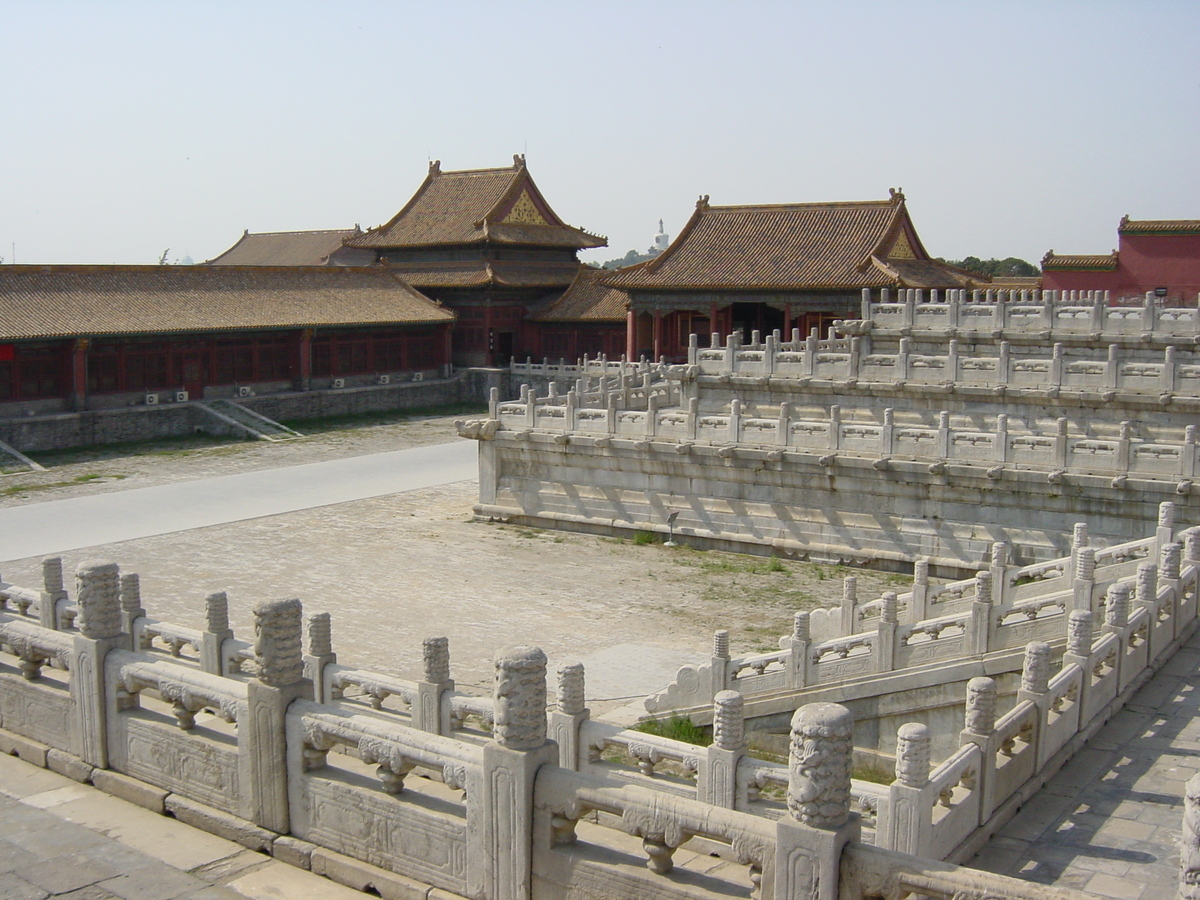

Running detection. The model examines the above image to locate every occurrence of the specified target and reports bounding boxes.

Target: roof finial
[514,153,526,168]
[696,194,710,210]
[1119,214,1130,228]
[429,159,441,175]
[889,187,905,202]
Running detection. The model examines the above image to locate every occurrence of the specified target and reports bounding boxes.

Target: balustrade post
[711,629,732,699]
[1158,501,1178,556]
[860,287,871,321]
[1054,417,1069,470]
[936,410,951,461]
[909,559,930,623]
[947,339,960,384]
[960,676,1001,822]
[805,331,818,376]
[1160,541,1186,639]
[1185,426,1199,479]
[840,576,857,635]
[729,398,741,443]
[1017,641,1052,767]
[119,573,144,649]
[998,341,1011,389]
[41,556,67,629]
[1071,548,1096,615]
[484,646,557,900]
[1182,772,1200,900]
[828,405,842,451]
[775,703,859,900]
[848,336,861,378]
[699,690,745,808]
[1105,344,1120,390]
[784,611,811,690]
[881,408,895,457]
[777,400,791,446]
[1165,345,1178,394]
[687,332,698,366]
[247,597,311,833]
[897,338,911,381]
[550,662,588,770]
[1051,342,1064,391]
[1063,609,1095,670]
[875,593,898,673]
[1116,421,1133,474]
[71,561,124,768]
[882,723,934,855]
[415,636,454,735]
[303,612,337,703]
[201,590,232,675]
[967,571,993,656]
[989,542,1011,609]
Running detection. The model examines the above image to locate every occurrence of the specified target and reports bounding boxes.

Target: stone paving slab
[0,754,374,900]
[971,628,1200,895]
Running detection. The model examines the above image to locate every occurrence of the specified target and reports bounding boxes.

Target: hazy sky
[2,2,1197,269]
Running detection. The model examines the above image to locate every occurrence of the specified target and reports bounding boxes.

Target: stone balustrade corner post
[71,560,125,768]
[246,597,311,834]
[774,702,859,900]
[699,690,745,808]
[485,646,558,900]
[881,722,935,856]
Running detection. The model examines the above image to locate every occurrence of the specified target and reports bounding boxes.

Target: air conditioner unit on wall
[237,386,254,398]
[174,391,189,403]
[376,374,390,385]
[145,393,159,406]
[331,378,345,389]
[412,372,424,382]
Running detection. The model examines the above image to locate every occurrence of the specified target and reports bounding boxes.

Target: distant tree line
[939,256,1040,277]
[600,247,660,269]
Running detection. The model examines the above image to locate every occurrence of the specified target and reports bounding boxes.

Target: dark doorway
[730,302,785,343]
[494,331,515,366]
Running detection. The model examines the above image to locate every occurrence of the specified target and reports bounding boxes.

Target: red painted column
[783,304,793,340]
[651,312,662,362]
[298,329,313,390]
[710,302,719,344]
[71,338,88,411]
[625,309,636,361]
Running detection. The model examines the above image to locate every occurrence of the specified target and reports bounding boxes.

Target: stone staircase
[194,399,302,442]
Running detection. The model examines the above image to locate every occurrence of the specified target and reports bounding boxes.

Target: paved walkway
[970,628,1200,899]
[0,753,370,900]
[0,441,477,562]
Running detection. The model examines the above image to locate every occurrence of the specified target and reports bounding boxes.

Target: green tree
[940,256,1039,277]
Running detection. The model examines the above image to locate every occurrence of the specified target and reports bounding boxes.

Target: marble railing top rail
[853,287,1200,341]
[680,335,1200,399]
[483,395,1200,484]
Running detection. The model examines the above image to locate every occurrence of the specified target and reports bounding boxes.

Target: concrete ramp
[194,400,302,441]
[0,438,45,474]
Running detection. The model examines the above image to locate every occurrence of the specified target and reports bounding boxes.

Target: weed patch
[633,714,712,746]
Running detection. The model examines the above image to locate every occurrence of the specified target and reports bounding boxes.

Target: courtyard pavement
[0,752,373,900]
[970,628,1200,899]
[0,440,477,562]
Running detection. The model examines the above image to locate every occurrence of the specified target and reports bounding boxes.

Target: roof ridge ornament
[513,153,526,169]
[429,159,441,175]
[889,187,905,202]
[696,194,710,210]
